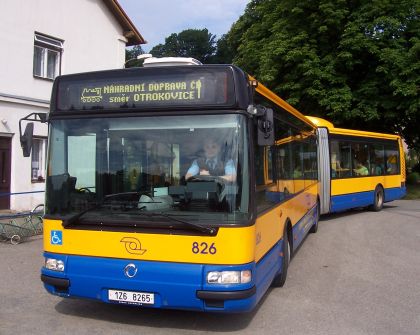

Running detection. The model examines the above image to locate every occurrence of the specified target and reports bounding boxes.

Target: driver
[185,138,236,182]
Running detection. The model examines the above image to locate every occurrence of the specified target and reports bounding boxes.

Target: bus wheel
[310,201,320,234]
[371,186,384,212]
[272,227,290,287]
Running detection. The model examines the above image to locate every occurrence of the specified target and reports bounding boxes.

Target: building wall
[0,0,130,211]
[0,99,48,210]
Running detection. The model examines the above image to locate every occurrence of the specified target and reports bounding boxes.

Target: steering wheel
[186,175,226,193]
[78,187,92,194]
[186,175,225,183]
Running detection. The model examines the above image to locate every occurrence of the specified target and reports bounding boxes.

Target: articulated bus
[306,116,406,214]
[20,58,320,312]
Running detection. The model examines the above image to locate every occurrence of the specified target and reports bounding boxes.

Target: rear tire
[371,186,384,212]
[272,227,290,287]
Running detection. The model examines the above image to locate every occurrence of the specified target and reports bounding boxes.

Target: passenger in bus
[353,161,369,176]
[185,138,236,182]
[387,155,398,174]
[372,157,384,175]
[331,153,342,178]
[293,165,302,178]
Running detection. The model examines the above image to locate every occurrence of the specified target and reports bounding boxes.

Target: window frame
[33,32,63,80]
[252,92,317,214]
[329,135,400,179]
[31,137,48,183]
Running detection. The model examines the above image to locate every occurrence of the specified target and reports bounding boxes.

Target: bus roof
[305,116,400,140]
[251,77,316,129]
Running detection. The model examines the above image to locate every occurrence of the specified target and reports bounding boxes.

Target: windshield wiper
[134,211,217,235]
[62,203,102,227]
[62,192,145,227]
[63,206,216,235]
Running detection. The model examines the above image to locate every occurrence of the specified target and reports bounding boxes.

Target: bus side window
[330,140,339,179]
[352,143,370,177]
[385,142,399,175]
[255,145,265,186]
[330,140,352,178]
[254,144,277,212]
[303,136,317,188]
[369,143,385,176]
[292,141,304,193]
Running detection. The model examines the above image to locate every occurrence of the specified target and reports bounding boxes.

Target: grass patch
[404,183,420,200]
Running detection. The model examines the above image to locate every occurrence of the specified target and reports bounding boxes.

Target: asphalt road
[1,200,419,335]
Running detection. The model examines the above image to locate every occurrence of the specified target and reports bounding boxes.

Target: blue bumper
[41,253,258,313]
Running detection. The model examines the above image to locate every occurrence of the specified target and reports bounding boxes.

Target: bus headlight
[45,258,65,272]
[207,270,252,284]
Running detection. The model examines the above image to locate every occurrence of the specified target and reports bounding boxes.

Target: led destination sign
[55,68,235,112]
[81,80,202,104]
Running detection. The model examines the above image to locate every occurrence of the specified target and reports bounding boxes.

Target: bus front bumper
[41,253,257,313]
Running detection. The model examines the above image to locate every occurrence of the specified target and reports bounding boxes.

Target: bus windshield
[46,114,249,227]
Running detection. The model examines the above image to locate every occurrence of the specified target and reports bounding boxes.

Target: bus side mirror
[21,123,34,157]
[257,108,274,146]
[19,112,48,157]
[37,113,48,123]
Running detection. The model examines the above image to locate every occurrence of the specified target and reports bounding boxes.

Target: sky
[118,0,250,52]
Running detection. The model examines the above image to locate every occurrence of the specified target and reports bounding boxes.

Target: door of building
[0,137,12,209]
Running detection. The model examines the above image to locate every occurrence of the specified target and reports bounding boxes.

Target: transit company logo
[120,237,147,255]
[81,88,102,103]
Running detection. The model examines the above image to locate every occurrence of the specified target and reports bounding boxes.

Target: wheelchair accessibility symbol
[51,230,63,245]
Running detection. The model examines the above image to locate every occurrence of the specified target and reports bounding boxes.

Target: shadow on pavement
[54,292,267,331]
[320,204,397,222]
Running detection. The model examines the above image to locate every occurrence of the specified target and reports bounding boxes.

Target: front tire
[272,227,290,287]
[371,185,384,212]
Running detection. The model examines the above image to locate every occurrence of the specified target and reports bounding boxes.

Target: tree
[225,0,420,150]
[150,29,217,63]
[125,45,145,68]
[212,34,235,64]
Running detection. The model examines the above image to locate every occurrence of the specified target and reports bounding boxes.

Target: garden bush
[406,172,420,184]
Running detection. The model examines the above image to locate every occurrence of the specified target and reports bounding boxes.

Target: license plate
[108,289,154,305]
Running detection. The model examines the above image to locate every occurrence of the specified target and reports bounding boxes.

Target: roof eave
[103,0,147,46]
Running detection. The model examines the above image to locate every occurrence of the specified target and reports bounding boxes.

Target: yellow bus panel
[44,219,256,265]
[331,175,402,196]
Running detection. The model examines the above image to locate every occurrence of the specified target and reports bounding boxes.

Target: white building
[0,0,145,211]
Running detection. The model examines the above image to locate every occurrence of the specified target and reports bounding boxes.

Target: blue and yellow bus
[306,116,406,214]
[21,58,319,312]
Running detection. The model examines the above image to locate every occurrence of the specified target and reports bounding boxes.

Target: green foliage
[224,0,420,150]
[212,34,235,64]
[125,45,145,68]
[406,172,420,184]
[404,183,420,199]
[406,148,420,172]
[149,29,217,63]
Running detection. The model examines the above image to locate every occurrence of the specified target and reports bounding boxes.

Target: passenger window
[277,142,294,196]
[330,140,352,178]
[254,144,276,212]
[267,147,273,183]
[369,144,385,176]
[352,143,370,177]
[254,145,266,186]
[303,138,317,188]
[292,142,304,192]
[385,143,399,175]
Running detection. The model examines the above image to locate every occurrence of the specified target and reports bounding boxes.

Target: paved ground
[1,200,419,335]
